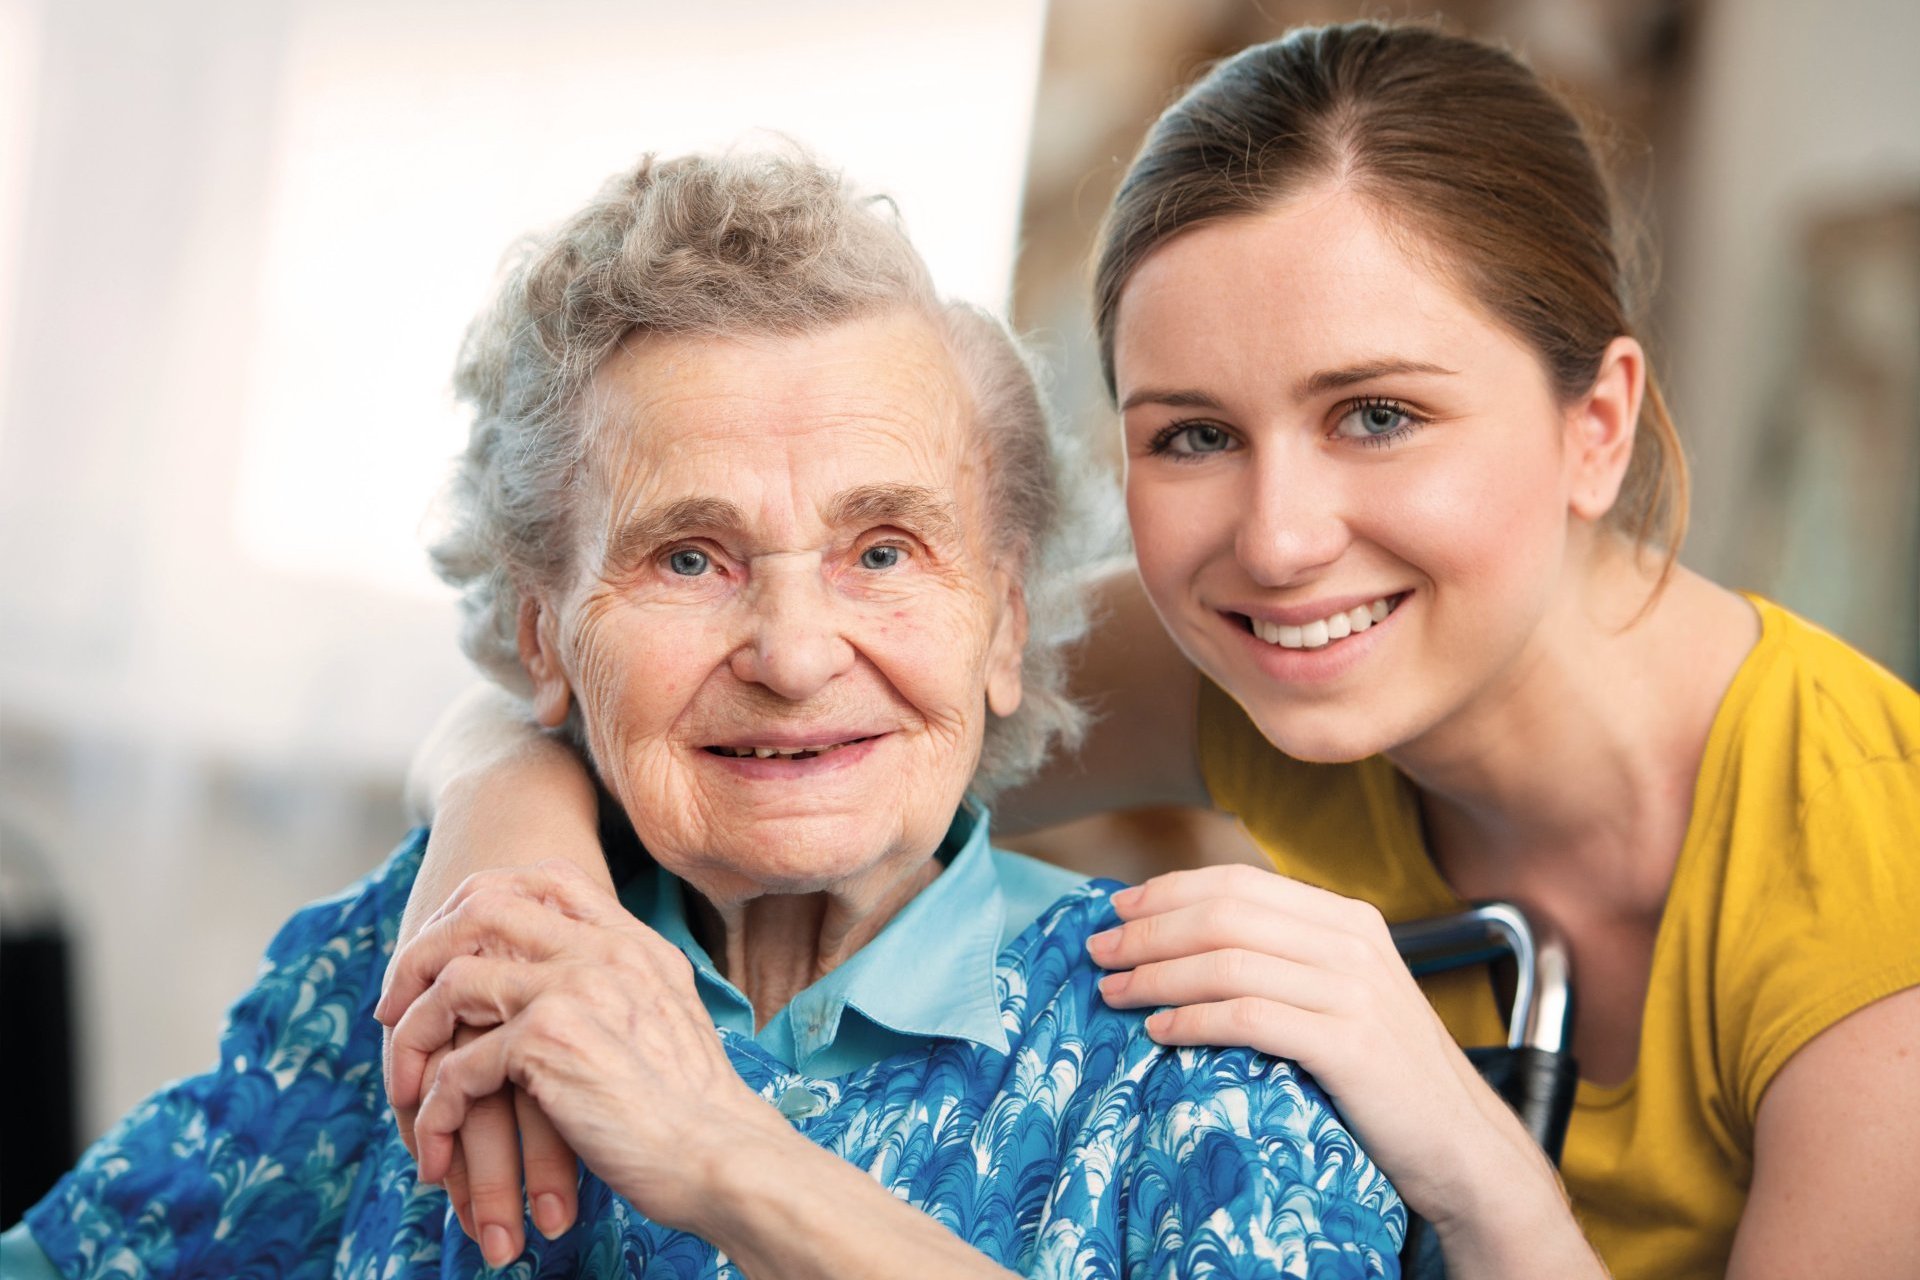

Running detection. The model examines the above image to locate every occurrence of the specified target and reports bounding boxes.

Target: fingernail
[534,1193,568,1239]
[1086,928,1118,957]
[1111,886,1140,911]
[1145,1010,1169,1036]
[1098,971,1129,1000]
[481,1224,515,1267]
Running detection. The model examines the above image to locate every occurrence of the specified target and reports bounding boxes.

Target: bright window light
[234,0,1045,596]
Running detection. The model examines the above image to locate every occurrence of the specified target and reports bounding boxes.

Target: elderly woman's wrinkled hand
[379,862,778,1239]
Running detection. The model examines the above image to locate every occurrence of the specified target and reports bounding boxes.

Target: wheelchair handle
[1389,900,1573,1054]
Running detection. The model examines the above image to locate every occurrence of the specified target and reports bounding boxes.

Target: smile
[1241,593,1406,650]
[704,734,881,761]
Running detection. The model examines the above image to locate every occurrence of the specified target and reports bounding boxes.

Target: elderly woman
[6,152,1403,1279]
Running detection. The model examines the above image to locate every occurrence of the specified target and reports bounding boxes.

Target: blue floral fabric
[26,830,1403,1278]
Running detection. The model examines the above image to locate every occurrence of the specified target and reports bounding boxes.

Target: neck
[685,857,943,1029]
[1388,542,1758,913]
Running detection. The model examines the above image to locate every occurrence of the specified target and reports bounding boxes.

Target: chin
[693,814,906,893]
[1241,702,1402,766]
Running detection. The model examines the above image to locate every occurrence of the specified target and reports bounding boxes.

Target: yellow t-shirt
[1196,597,1920,1279]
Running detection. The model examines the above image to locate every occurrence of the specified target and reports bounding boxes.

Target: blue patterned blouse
[20,829,1404,1278]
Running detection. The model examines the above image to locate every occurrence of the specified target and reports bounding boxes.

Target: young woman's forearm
[1430,1137,1606,1279]
[398,682,609,950]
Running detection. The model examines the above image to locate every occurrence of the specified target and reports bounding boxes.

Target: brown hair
[1093,21,1688,570]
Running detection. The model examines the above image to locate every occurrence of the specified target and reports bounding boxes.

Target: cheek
[565,607,702,748]
[1381,427,1568,598]
[1125,472,1221,594]
[861,590,995,720]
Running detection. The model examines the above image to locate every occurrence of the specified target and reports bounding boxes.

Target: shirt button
[776,1085,825,1121]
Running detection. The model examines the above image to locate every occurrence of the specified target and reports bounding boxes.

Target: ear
[1565,335,1646,523]
[985,574,1027,719]
[516,594,574,729]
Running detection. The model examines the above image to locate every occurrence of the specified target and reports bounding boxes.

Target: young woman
[389,22,1920,1279]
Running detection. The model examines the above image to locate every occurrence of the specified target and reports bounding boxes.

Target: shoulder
[1704,600,1920,879]
[1693,603,1920,1122]
[22,832,437,1279]
[1742,598,1920,778]
[225,828,426,1062]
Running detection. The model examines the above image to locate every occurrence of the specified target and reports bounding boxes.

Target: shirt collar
[616,807,1010,1071]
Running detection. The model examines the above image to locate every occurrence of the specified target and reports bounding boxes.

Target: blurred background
[2,0,1916,1224]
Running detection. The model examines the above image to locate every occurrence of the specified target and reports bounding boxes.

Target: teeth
[714,740,860,759]
[1249,595,1399,650]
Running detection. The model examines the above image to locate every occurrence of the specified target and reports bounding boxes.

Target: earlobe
[1567,335,1646,522]
[985,579,1027,719]
[515,595,573,728]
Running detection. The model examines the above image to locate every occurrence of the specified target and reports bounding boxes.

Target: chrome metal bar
[1388,902,1572,1054]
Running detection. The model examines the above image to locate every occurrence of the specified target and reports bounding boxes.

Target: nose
[1233,448,1351,587]
[728,557,857,700]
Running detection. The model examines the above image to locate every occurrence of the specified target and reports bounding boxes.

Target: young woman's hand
[1088,863,1604,1277]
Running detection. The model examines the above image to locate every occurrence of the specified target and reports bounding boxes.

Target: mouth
[702,733,884,762]
[1232,592,1409,651]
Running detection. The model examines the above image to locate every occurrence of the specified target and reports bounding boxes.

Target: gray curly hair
[430,150,1112,799]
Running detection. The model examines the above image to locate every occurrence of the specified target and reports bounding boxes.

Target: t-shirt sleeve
[1126,1047,1405,1278]
[1721,752,1920,1125]
[21,833,429,1280]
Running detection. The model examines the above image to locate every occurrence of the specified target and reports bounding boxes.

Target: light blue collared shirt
[616,807,1087,1077]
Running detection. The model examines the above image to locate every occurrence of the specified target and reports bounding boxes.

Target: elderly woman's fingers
[516,1089,580,1240]
[388,954,542,1109]
[443,1134,476,1249]
[415,1027,520,1185]
[455,1077,528,1267]
[1097,947,1356,1016]
[377,887,584,1027]
[1087,899,1375,976]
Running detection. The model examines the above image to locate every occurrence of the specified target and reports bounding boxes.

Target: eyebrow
[1296,359,1458,398]
[826,483,961,545]
[604,484,961,566]
[606,496,745,566]
[1119,359,1459,414]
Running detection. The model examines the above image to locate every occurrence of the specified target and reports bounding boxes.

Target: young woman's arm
[392,683,607,1256]
[1727,986,1920,1277]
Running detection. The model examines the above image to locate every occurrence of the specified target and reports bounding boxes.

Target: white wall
[0,0,1045,1139]
[1665,0,1920,580]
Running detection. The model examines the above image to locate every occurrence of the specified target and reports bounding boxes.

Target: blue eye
[667,548,710,576]
[859,545,904,571]
[1150,422,1236,456]
[1334,399,1419,443]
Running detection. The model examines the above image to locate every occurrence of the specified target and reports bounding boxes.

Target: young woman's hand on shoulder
[1091,864,1606,1277]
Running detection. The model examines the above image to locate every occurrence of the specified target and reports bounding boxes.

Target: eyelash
[1341,396,1426,449]
[1144,420,1235,459]
[1142,396,1429,459]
